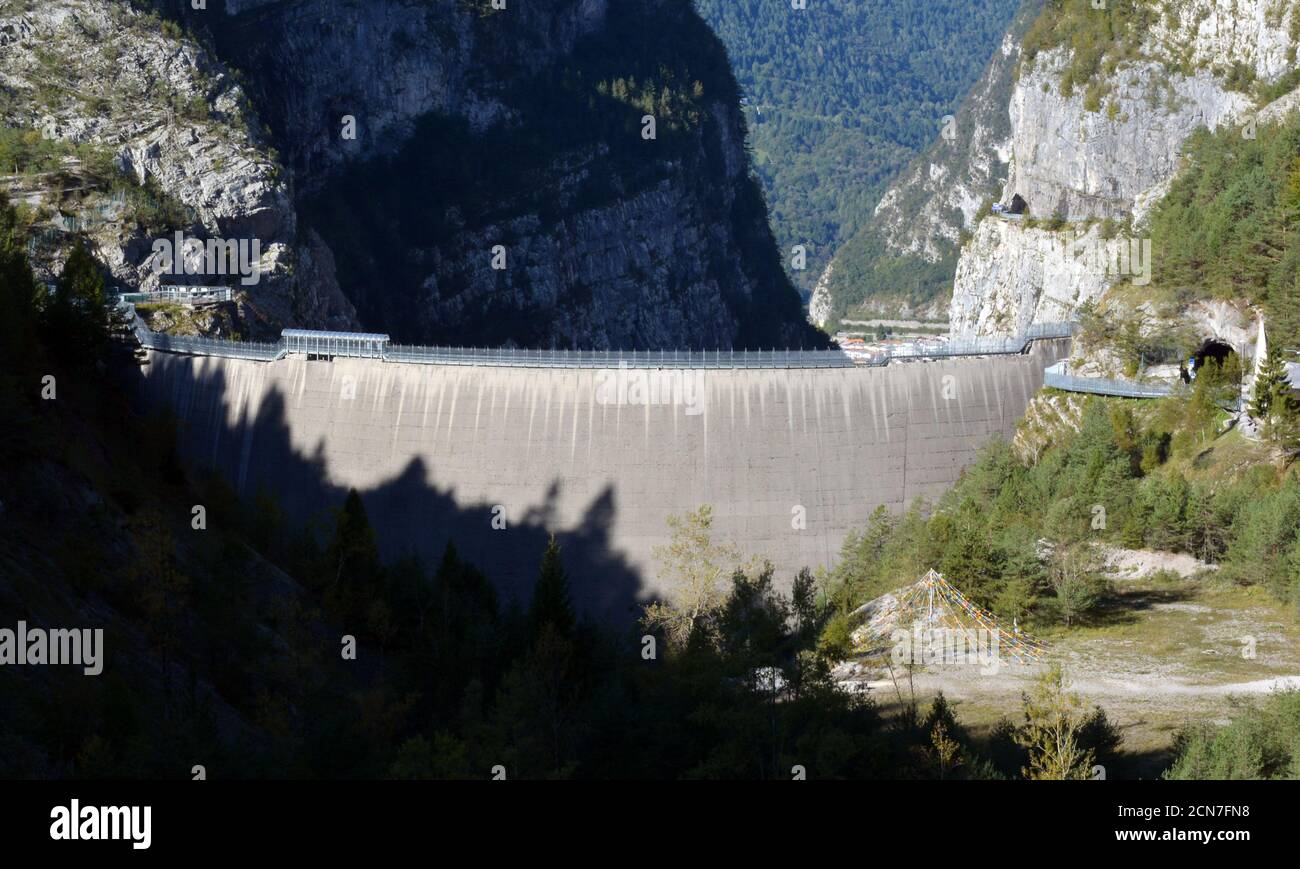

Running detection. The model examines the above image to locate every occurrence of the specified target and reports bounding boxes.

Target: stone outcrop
[949,219,1115,338]
[950,0,1298,341]
[1004,49,1252,222]
[209,0,817,349]
[0,0,357,333]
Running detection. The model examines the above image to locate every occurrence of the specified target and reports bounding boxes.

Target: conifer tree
[1250,344,1299,453]
[529,535,575,640]
[325,489,383,626]
[43,241,110,365]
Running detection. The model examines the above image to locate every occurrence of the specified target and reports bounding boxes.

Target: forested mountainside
[808,0,1300,777]
[696,0,1021,298]
[810,0,1042,327]
[1,0,822,350]
[206,0,822,349]
[950,0,1298,341]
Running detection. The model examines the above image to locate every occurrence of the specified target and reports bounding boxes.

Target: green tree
[42,241,110,366]
[529,535,576,640]
[1014,666,1097,780]
[324,489,384,626]
[1047,543,1107,627]
[0,192,40,364]
[1251,345,1300,451]
[643,505,752,649]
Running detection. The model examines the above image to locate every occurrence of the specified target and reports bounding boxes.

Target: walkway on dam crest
[120,300,1078,370]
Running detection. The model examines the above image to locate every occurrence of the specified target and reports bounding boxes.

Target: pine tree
[1250,346,1288,420]
[0,193,40,365]
[1014,666,1096,780]
[324,489,383,626]
[530,535,575,640]
[43,241,110,365]
[1250,345,1299,453]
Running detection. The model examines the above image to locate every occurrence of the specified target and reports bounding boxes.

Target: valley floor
[864,562,1300,776]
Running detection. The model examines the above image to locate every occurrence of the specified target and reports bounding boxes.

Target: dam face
[134,339,1068,621]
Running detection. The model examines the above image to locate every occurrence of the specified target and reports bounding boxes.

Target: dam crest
[129,321,1071,621]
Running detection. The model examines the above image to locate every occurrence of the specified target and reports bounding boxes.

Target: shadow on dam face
[126,339,1069,624]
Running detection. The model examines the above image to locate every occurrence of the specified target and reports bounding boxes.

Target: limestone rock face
[949,0,1298,340]
[4,0,815,350]
[949,220,1115,339]
[1004,49,1252,222]
[0,0,357,333]
[211,0,814,349]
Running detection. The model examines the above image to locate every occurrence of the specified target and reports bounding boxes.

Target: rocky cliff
[948,0,1299,341]
[3,0,818,350]
[204,0,817,349]
[809,0,1043,329]
[0,0,357,333]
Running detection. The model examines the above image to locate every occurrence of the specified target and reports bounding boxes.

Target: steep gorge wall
[207,0,816,350]
[809,0,1044,327]
[0,0,358,332]
[4,0,814,349]
[132,341,1068,621]
[951,0,1299,340]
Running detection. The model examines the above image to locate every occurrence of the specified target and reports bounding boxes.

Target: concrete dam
[132,338,1069,622]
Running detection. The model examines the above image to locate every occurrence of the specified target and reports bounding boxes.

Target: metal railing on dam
[1043,361,1176,398]
[135,334,1074,620]
[384,345,858,368]
[123,302,1077,370]
[121,286,234,306]
[861,322,1077,365]
[139,329,285,362]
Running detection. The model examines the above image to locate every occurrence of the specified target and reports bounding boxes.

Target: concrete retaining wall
[131,339,1069,621]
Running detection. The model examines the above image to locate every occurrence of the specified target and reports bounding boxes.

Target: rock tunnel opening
[1183,339,1239,384]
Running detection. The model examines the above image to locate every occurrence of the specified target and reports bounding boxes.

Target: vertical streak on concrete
[586,385,595,465]
[574,374,585,468]
[135,340,1071,607]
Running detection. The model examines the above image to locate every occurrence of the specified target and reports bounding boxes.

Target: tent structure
[850,569,1048,665]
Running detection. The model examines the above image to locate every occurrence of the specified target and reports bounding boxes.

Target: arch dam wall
[131,339,1069,622]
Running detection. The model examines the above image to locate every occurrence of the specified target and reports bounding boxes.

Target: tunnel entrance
[1183,339,1238,384]
[1194,339,1234,369]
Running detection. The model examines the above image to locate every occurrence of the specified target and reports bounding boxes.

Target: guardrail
[121,286,234,306]
[1043,361,1176,398]
[122,301,283,361]
[384,345,857,369]
[853,322,1076,366]
[139,330,284,361]
[122,302,1077,371]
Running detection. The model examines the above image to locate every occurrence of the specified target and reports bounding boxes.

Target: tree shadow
[1087,584,1199,628]
[123,357,648,625]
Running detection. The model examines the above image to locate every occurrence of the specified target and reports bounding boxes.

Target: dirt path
[846,558,1300,755]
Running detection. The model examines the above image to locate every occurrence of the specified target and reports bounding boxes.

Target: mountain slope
[696,0,1023,297]
[951,0,1299,340]
[4,0,822,350]
[204,0,822,349]
[809,0,1043,328]
[0,0,358,334]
